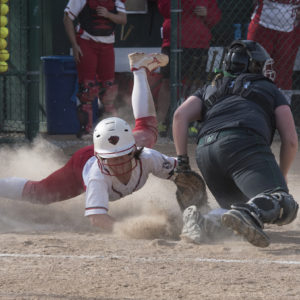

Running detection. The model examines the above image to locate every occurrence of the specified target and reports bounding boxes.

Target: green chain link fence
[165,0,300,137]
[0,0,50,143]
[0,0,299,142]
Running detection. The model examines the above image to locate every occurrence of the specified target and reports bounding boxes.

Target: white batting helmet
[93,117,136,159]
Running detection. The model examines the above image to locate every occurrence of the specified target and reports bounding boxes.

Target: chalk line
[0,253,300,265]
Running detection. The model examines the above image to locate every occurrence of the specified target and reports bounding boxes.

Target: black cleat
[221,209,270,248]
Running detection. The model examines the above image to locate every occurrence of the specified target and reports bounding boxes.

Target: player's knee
[133,117,158,148]
[133,129,157,148]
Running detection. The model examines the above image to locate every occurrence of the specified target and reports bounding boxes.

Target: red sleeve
[205,0,222,29]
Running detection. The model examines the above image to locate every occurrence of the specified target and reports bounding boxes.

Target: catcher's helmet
[224,40,276,80]
[93,117,136,159]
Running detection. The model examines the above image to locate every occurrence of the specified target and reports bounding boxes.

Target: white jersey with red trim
[251,0,300,32]
[82,148,177,216]
[64,0,126,43]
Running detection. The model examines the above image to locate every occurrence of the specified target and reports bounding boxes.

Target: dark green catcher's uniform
[182,40,298,248]
[193,73,288,209]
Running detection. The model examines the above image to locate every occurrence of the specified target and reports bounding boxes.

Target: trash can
[41,56,80,134]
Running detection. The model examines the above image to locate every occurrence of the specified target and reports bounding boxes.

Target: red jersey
[158,0,221,48]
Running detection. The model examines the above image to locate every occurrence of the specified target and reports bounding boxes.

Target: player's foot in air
[128,52,169,72]
[221,208,270,248]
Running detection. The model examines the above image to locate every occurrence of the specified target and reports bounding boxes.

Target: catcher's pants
[196,128,288,209]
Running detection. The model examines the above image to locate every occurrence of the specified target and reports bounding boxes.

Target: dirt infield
[0,136,300,300]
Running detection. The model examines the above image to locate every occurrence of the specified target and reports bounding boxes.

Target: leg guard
[77,80,100,135]
[247,190,298,226]
[100,81,118,115]
[81,103,93,133]
[77,80,100,103]
[76,104,93,137]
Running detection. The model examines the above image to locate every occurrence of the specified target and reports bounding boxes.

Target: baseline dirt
[0,137,299,300]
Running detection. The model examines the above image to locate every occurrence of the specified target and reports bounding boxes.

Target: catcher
[173,40,298,247]
[0,52,206,231]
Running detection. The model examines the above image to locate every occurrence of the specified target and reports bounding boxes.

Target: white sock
[132,68,156,119]
[0,177,28,200]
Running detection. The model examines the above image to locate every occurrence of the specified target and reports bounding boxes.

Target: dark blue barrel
[41,56,79,134]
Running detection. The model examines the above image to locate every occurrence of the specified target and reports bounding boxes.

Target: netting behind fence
[155,0,300,136]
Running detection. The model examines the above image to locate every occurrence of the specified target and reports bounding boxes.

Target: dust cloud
[0,137,183,239]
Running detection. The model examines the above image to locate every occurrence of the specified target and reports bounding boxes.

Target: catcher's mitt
[173,170,208,212]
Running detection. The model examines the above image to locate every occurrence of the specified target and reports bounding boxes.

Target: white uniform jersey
[64,0,126,43]
[82,148,177,216]
[251,0,300,32]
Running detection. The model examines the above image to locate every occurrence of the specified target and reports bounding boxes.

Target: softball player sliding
[0,53,177,231]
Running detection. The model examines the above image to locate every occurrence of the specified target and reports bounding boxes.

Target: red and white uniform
[247,0,300,90]
[64,0,126,95]
[65,0,126,44]
[250,0,299,32]
[158,0,221,49]
[83,148,176,215]
[0,68,166,217]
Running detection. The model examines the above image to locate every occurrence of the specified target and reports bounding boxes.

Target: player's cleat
[221,208,270,248]
[180,205,207,244]
[128,52,169,72]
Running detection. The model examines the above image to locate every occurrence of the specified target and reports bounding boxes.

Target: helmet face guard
[224,45,249,74]
[224,40,275,79]
[97,151,138,176]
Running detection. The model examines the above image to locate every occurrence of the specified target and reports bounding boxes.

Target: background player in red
[156,0,221,135]
[247,0,300,103]
[63,0,127,138]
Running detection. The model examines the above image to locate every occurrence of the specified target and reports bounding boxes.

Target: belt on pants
[198,128,258,146]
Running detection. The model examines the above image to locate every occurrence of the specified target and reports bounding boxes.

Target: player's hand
[72,44,83,63]
[88,214,115,232]
[96,6,109,18]
[194,6,207,17]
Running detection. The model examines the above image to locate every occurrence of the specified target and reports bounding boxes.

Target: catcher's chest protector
[204,73,274,114]
[78,0,117,36]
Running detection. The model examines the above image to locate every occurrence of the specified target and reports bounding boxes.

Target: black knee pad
[248,191,298,225]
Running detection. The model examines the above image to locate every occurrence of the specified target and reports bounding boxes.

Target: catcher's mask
[224,40,276,81]
[93,117,137,176]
